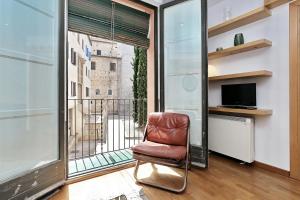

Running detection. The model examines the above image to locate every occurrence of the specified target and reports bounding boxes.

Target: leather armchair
[131,112,190,193]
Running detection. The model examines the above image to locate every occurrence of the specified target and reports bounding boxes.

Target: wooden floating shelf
[208,7,271,38]
[264,0,292,9]
[208,39,272,60]
[209,70,272,81]
[209,107,273,116]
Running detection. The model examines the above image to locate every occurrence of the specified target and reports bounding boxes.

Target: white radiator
[208,114,254,163]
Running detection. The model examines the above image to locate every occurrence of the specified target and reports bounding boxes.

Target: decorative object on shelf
[234,33,244,46]
[223,6,232,21]
[208,39,272,60]
[216,47,223,52]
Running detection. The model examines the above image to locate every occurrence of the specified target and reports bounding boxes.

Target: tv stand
[209,106,272,116]
[219,105,257,110]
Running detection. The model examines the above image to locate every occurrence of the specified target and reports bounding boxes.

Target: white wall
[208,0,290,170]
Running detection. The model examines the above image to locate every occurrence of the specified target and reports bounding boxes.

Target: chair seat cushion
[131,141,187,161]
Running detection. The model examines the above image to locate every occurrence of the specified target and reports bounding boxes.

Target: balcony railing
[67,98,147,177]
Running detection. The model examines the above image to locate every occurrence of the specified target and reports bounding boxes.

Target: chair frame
[133,120,190,193]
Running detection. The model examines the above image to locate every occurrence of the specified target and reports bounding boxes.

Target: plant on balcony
[132,47,147,127]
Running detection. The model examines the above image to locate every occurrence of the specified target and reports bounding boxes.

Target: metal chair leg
[133,158,189,193]
[133,160,140,180]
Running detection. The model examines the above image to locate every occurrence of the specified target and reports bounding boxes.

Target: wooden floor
[51,154,300,200]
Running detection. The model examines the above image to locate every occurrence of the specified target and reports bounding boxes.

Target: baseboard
[253,161,290,177]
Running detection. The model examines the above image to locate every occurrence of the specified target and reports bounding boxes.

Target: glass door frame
[0,0,67,199]
[159,0,208,167]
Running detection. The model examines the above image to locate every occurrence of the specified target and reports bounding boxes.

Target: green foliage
[132,47,147,127]
[132,47,139,122]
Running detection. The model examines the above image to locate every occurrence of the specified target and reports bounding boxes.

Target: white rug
[105,186,148,200]
[65,169,148,200]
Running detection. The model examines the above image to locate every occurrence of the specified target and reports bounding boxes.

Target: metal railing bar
[118,100,120,151]
[112,100,115,150]
[101,99,103,154]
[123,99,126,150]
[74,99,77,160]
[81,100,84,159]
[106,99,109,153]
[142,99,146,143]
[133,99,136,145]
[128,99,131,148]
[88,99,91,156]
[94,99,97,156]
[74,158,78,173]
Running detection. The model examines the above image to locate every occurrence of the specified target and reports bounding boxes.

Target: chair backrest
[146,112,189,146]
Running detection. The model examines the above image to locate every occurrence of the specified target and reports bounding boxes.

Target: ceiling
[207,0,224,7]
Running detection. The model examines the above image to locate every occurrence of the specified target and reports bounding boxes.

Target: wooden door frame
[113,0,159,113]
[290,0,300,180]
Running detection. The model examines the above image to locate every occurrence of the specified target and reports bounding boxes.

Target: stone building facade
[90,37,134,115]
[67,31,92,139]
[91,37,121,114]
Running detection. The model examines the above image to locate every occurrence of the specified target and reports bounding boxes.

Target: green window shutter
[68,0,150,48]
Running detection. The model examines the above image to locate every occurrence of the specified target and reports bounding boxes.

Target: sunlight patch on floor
[136,163,183,179]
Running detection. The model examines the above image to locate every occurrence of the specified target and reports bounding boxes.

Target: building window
[71,48,76,65]
[71,81,76,97]
[86,87,90,97]
[82,39,84,50]
[108,89,112,96]
[97,50,101,56]
[88,51,91,61]
[91,61,96,70]
[96,89,100,95]
[110,62,116,72]
[77,33,80,44]
[85,46,89,57]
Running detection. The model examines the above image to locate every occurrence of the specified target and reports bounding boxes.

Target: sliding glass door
[160,0,208,167]
[0,0,65,199]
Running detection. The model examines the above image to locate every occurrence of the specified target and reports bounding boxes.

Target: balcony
[67,98,147,177]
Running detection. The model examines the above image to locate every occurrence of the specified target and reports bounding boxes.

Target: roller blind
[68,0,150,48]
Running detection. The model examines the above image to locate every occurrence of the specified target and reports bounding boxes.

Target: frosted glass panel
[164,0,202,146]
[0,0,59,182]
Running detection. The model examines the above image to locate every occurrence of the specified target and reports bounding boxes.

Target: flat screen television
[221,83,256,109]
